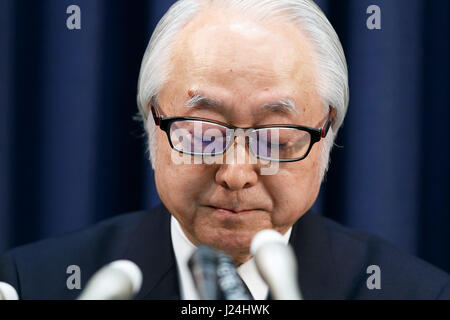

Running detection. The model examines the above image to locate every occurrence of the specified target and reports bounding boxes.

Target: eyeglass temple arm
[148,97,166,126]
[321,106,337,138]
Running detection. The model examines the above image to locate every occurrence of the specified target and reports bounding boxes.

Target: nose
[215,136,258,191]
[215,163,258,191]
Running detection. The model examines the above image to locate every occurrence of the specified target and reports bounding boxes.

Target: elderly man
[1,0,449,300]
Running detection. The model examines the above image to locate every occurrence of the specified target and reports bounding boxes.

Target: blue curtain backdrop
[0,0,449,273]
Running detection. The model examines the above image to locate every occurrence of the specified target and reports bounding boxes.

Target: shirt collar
[170,215,292,300]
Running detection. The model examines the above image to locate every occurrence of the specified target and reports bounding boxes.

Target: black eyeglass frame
[149,98,336,162]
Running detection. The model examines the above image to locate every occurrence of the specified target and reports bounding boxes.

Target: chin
[194,225,259,261]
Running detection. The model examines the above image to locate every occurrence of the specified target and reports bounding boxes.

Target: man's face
[152,10,326,264]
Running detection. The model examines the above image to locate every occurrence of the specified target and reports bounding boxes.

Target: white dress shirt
[170,215,292,300]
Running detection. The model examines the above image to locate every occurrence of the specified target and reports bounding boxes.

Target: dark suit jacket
[1,204,449,300]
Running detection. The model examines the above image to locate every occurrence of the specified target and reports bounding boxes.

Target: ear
[149,101,161,126]
[321,106,336,138]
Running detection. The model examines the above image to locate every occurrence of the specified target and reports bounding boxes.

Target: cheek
[154,133,214,221]
[267,144,322,228]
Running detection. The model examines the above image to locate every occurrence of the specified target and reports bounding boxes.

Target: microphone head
[250,229,284,255]
[188,245,220,300]
[188,245,217,270]
[250,229,303,300]
[108,260,143,294]
[0,282,19,300]
[77,259,143,300]
[216,252,252,300]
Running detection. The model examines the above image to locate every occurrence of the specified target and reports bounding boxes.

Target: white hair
[137,0,349,182]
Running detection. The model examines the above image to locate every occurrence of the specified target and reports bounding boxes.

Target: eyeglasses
[149,98,335,162]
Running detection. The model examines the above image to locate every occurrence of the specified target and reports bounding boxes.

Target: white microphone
[77,260,143,300]
[251,229,303,300]
[0,282,19,300]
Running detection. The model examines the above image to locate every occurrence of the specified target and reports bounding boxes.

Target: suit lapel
[289,210,346,299]
[121,204,180,300]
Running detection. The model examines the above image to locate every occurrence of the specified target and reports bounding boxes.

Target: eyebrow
[185,94,223,109]
[185,93,298,115]
[261,98,298,115]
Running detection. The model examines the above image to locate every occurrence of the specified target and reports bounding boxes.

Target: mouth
[207,206,261,215]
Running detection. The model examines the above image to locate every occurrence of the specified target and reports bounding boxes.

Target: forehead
[162,8,320,116]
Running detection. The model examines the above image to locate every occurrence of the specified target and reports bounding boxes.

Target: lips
[207,205,260,214]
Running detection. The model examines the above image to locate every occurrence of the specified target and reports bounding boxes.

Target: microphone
[188,245,220,300]
[77,260,142,300]
[0,282,19,300]
[251,229,302,300]
[216,251,252,300]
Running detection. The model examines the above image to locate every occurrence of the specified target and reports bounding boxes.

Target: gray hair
[137,0,349,181]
